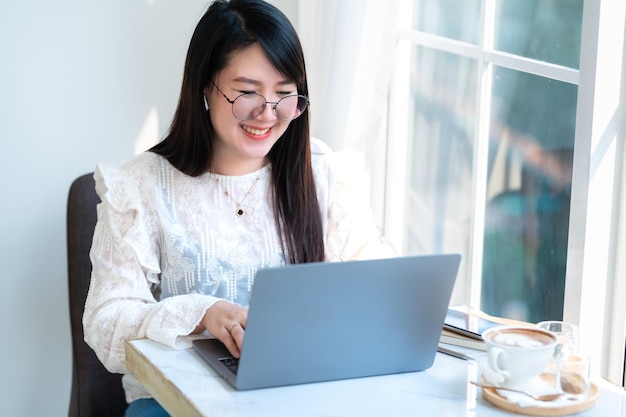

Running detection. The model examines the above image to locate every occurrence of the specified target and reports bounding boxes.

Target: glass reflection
[412,0,480,44]
[494,0,583,69]
[481,67,577,323]
[406,47,477,279]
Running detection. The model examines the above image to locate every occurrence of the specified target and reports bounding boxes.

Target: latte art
[486,328,555,348]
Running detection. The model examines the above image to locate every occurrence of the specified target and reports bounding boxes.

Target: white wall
[0,1,296,415]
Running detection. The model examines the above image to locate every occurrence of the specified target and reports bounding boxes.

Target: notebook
[193,253,461,390]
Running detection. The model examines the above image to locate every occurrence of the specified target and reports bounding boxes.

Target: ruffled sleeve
[93,163,162,280]
[83,157,219,376]
[312,139,397,261]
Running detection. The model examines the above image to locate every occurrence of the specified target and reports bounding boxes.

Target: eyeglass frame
[209,81,310,121]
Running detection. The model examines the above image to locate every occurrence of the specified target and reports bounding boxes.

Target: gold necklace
[214,175,261,217]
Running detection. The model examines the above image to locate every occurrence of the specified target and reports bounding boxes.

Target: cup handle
[487,347,511,381]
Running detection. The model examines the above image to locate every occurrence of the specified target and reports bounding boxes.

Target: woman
[84,0,393,415]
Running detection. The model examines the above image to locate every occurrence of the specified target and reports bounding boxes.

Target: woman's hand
[196,300,248,358]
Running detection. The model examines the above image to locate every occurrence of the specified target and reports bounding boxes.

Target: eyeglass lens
[232,94,308,121]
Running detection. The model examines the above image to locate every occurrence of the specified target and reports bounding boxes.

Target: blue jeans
[125,398,170,417]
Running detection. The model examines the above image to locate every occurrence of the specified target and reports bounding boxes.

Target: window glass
[405,46,477,271]
[481,67,577,323]
[401,0,583,324]
[412,0,480,44]
[494,0,583,68]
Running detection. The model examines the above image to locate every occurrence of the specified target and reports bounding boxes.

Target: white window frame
[385,0,626,384]
[566,0,626,385]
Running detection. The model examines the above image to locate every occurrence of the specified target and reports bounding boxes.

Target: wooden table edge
[125,339,206,417]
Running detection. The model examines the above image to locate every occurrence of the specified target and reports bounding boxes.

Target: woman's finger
[229,322,245,353]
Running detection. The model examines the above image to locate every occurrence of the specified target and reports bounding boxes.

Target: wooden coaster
[480,376,599,416]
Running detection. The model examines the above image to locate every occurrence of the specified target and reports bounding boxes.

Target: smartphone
[443,308,502,340]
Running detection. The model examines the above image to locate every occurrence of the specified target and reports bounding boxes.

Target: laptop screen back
[195,254,461,390]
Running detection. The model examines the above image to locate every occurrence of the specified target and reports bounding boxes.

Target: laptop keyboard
[219,357,239,375]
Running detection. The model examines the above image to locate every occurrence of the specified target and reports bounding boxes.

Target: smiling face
[206,43,297,175]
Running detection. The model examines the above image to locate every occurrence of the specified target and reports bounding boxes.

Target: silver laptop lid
[220,254,461,390]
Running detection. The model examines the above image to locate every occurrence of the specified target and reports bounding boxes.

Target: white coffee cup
[482,326,558,388]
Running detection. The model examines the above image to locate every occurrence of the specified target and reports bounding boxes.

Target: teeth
[242,125,270,135]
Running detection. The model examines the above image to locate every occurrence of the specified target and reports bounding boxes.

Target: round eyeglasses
[211,82,309,121]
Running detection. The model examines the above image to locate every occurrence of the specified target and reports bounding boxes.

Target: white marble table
[126,339,626,417]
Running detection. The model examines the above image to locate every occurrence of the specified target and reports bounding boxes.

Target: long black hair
[150,0,324,264]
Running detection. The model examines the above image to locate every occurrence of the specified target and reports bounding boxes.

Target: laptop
[193,254,461,390]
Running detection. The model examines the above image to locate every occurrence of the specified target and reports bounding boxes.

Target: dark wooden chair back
[67,173,127,417]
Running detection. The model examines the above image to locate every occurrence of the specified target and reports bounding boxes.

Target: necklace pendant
[214,172,262,219]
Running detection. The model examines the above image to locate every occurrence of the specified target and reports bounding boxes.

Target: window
[389,0,582,321]
[385,0,626,384]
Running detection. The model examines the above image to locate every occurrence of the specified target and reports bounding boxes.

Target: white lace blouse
[83,138,395,403]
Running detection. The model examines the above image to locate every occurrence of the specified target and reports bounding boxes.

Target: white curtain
[297,0,400,155]
[296,0,400,221]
